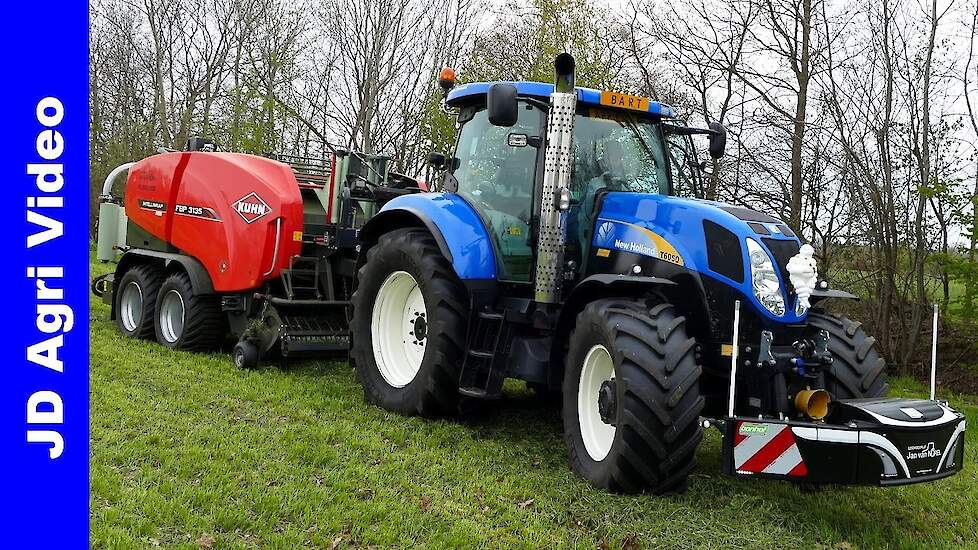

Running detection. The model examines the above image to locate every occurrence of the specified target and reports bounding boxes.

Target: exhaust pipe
[795,388,831,420]
[533,53,577,304]
[554,52,575,93]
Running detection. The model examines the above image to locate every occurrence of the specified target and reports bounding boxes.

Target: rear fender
[356,193,496,280]
[111,249,215,320]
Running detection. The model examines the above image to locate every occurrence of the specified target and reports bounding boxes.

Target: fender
[548,274,681,386]
[110,249,216,320]
[357,193,496,280]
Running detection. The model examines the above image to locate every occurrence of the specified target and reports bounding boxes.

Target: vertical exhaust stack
[554,52,576,93]
[533,53,578,304]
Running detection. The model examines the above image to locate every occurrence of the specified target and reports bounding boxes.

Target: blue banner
[0,2,89,546]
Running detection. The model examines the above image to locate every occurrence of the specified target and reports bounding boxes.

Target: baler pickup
[721,397,966,486]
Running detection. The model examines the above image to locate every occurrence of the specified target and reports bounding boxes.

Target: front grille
[704,220,744,283]
[762,238,801,299]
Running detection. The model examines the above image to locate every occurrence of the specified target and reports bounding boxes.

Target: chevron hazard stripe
[734,421,807,476]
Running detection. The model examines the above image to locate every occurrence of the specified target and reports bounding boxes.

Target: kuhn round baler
[123,151,304,292]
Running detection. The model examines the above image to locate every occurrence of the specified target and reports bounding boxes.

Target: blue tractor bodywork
[592,192,806,325]
[371,193,497,280]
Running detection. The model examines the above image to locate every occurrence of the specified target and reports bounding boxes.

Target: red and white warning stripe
[734,422,808,477]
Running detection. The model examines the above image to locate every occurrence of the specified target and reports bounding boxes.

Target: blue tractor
[350,54,965,493]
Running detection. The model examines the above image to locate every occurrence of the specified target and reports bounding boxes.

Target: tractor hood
[591,192,806,324]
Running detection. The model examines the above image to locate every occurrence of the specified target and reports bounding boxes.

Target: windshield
[570,108,670,199]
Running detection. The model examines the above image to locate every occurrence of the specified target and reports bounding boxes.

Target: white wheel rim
[579,344,617,461]
[119,281,143,332]
[159,289,186,343]
[371,270,427,388]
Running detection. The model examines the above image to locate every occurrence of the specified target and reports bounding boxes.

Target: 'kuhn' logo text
[231,192,271,224]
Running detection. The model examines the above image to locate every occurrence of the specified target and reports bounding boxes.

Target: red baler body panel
[125,152,303,292]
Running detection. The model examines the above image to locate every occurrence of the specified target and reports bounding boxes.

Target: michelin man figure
[787,244,818,310]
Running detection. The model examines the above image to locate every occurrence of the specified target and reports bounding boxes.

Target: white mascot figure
[786,244,818,310]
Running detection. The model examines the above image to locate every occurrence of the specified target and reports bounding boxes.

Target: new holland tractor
[94,54,966,494]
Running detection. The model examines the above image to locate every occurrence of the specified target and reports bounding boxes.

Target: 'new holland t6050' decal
[593,218,684,266]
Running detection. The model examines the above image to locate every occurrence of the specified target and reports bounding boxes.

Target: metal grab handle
[262,217,283,277]
[101,162,136,197]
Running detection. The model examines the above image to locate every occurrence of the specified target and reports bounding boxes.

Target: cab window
[453,102,543,282]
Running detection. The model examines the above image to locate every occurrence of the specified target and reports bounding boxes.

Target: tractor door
[452,102,545,282]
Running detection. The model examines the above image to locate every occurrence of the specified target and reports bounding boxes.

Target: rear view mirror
[428,152,447,170]
[487,83,518,127]
[708,122,727,159]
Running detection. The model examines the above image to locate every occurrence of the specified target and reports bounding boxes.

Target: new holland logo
[596,221,616,246]
[231,192,271,224]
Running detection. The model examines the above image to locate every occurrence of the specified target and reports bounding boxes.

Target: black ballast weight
[722,397,966,486]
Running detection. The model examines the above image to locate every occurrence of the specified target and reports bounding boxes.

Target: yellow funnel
[795,388,831,420]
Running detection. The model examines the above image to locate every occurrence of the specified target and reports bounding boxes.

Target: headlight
[746,238,785,316]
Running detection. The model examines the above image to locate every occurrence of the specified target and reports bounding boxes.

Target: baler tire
[233,339,259,370]
[807,311,889,399]
[154,271,225,352]
[115,263,163,340]
[563,299,704,494]
[351,228,469,417]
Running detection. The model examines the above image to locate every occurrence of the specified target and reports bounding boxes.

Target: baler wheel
[351,228,469,417]
[115,263,163,340]
[807,311,889,398]
[154,271,225,352]
[563,299,704,494]
[233,339,259,370]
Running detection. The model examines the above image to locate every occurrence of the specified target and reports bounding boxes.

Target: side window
[453,103,542,282]
[665,133,700,198]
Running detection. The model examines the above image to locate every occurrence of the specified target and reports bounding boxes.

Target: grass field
[91,260,978,549]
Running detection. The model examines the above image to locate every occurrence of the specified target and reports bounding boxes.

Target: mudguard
[109,249,215,321]
[359,193,496,280]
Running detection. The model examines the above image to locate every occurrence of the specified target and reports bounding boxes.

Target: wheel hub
[371,270,427,388]
[411,313,427,344]
[578,344,617,461]
[597,380,617,425]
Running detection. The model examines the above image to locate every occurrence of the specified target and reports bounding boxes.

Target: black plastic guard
[721,398,966,486]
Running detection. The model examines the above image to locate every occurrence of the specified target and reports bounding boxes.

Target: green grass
[91,261,978,549]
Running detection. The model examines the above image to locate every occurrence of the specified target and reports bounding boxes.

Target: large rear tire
[154,272,225,352]
[807,311,889,398]
[351,229,469,416]
[115,263,162,340]
[563,299,704,494]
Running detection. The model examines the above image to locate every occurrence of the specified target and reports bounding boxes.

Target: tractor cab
[441,80,702,284]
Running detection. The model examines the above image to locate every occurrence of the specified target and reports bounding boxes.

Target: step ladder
[458,310,510,399]
[281,256,326,300]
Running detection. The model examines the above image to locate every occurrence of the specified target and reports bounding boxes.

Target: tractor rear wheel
[807,311,889,398]
[563,299,704,494]
[115,263,162,340]
[351,228,469,416]
[154,271,225,352]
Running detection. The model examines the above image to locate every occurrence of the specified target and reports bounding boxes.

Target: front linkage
[711,301,966,487]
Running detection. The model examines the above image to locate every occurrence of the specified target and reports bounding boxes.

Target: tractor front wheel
[807,311,889,399]
[351,228,469,416]
[563,299,704,494]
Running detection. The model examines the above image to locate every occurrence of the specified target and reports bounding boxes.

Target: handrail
[101,162,136,197]
[262,218,283,277]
